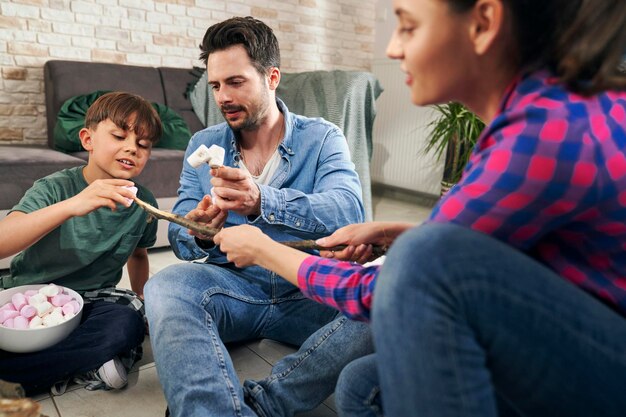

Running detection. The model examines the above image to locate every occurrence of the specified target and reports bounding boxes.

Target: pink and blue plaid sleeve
[297,256,379,322]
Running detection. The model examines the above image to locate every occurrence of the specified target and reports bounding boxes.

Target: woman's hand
[213,224,273,268]
[316,222,414,263]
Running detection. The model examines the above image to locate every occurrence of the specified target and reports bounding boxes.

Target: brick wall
[0,0,376,145]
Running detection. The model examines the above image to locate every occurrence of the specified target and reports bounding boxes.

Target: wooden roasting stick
[133,196,388,258]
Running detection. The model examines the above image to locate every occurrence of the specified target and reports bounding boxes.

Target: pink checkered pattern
[297,70,626,320]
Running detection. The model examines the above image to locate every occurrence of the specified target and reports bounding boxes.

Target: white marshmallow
[29,316,43,329]
[28,293,47,306]
[39,284,60,297]
[187,144,225,169]
[35,301,53,317]
[43,311,64,327]
[123,185,138,205]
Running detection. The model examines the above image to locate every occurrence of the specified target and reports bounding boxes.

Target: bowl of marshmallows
[0,284,83,353]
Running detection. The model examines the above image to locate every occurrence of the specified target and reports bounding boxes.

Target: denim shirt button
[268,213,275,222]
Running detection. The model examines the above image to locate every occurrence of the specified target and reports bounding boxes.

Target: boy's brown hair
[85,92,162,144]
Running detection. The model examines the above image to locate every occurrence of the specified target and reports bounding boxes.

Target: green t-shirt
[3,166,158,292]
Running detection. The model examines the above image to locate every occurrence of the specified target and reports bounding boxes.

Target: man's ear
[79,127,94,151]
[468,0,505,56]
[267,67,281,91]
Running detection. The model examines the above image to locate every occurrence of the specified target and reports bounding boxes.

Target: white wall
[370,0,443,195]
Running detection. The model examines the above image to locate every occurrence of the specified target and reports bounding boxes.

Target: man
[144,16,372,417]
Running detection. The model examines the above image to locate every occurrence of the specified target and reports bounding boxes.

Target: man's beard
[221,88,270,132]
[221,104,258,131]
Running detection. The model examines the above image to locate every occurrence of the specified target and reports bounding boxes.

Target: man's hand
[186,195,227,239]
[67,179,136,216]
[210,166,261,216]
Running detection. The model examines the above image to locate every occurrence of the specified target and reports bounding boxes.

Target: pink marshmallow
[13,316,29,330]
[20,305,37,319]
[2,318,14,328]
[62,301,80,317]
[0,302,17,312]
[0,309,20,324]
[11,293,27,311]
[51,293,72,307]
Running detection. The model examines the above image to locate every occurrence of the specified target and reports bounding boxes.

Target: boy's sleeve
[136,186,158,249]
[11,178,60,214]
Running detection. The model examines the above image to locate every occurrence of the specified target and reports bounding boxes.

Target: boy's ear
[78,127,94,151]
[468,0,505,56]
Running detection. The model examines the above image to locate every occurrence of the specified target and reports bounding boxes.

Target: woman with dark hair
[215,0,626,415]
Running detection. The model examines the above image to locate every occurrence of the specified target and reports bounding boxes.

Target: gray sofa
[0,60,202,269]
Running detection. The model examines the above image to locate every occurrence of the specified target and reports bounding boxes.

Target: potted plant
[424,102,486,195]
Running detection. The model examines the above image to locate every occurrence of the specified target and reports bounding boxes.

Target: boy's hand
[68,179,137,216]
[185,195,227,239]
[210,166,261,216]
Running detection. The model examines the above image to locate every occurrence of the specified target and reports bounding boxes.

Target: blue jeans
[335,354,382,417]
[371,223,626,417]
[144,262,372,417]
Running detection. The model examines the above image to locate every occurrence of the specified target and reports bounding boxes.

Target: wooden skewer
[133,196,387,258]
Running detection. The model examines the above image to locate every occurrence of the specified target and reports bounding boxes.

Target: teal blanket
[190,70,383,221]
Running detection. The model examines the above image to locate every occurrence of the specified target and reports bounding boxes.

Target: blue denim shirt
[169,99,364,262]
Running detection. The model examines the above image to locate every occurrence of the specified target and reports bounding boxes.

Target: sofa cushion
[44,61,166,148]
[0,146,85,210]
[158,67,205,135]
[53,90,192,152]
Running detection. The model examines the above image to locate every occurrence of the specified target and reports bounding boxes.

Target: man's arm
[127,247,149,298]
[255,126,365,237]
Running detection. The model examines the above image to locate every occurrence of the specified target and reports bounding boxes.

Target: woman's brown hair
[447,0,626,95]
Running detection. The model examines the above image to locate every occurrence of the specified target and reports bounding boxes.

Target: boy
[0,92,162,396]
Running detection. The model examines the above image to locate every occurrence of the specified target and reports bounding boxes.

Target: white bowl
[0,284,84,353]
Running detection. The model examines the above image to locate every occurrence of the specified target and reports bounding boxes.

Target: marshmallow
[29,316,43,329]
[0,309,20,324]
[39,284,60,297]
[43,311,64,327]
[35,301,53,317]
[13,316,29,330]
[28,293,47,306]
[11,293,27,311]
[122,185,138,206]
[62,301,80,317]
[187,144,225,169]
[0,303,16,312]
[51,293,72,307]
[20,305,37,319]
[1,284,80,329]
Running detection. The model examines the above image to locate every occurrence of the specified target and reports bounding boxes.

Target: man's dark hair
[199,16,281,75]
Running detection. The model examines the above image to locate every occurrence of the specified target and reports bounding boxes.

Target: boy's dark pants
[0,300,145,395]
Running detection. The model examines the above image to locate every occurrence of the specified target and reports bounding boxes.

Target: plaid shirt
[298,70,626,322]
